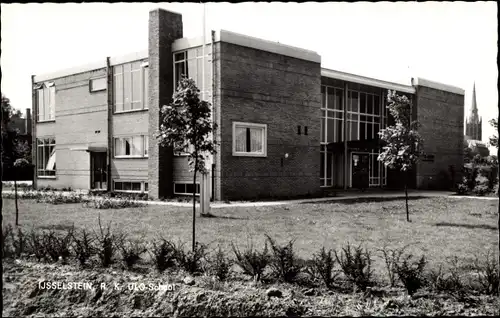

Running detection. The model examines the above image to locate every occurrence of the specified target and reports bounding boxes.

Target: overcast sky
[1,2,497,147]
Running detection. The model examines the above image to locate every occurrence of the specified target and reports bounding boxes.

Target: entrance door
[91,152,107,190]
[352,153,369,189]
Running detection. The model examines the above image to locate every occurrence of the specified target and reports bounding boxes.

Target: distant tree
[489,119,498,149]
[156,76,217,251]
[378,90,424,222]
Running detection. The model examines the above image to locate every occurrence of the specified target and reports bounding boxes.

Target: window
[36,83,55,122]
[232,122,267,157]
[89,77,107,92]
[321,86,344,144]
[114,135,148,158]
[37,138,56,177]
[347,90,382,141]
[173,46,212,100]
[174,182,200,196]
[113,180,148,193]
[113,61,149,112]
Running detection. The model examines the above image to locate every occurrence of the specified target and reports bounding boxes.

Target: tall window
[320,85,344,187]
[36,83,55,122]
[114,135,148,158]
[232,122,267,157]
[347,90,382,141]
[37,138,56,177]
[173,46,212,100]
[113,61,148,112]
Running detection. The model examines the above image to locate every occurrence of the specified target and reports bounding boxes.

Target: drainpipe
[31,75,37,189]
[106,57,112,192]
[343,82,348,190]
[211,29,216,201]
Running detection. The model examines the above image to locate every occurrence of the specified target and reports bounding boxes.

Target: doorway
[351,152,369,189]
[91,152,107,190]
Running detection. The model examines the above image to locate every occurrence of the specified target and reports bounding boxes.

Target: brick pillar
[148,9,183,200]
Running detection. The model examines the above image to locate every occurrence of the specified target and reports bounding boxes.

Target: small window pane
[360,123,366,140]
[124,138,131,155]
[336,88,344,111]
[115,182,123,190]
[235,127,246,152]
[374,95,380,115]
[144,183,148,192]
[144,136,149,156]
[320,118,325,143]
[327,118,335,143]
[123,182,132,191]
[132,182,141,191]
[249,128,263,152]
[351,92,359,113]
[174,52,185,61]
[143,67,149,108]
[367,94,373,115]
[327,87,335,110]
[131,70,142,109]
[321,86,326,108]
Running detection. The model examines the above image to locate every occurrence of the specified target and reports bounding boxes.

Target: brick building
[32,9,465,200]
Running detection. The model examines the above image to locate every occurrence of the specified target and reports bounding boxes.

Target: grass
[2,197,498,277]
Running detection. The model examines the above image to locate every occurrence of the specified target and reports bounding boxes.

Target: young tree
[378,90,424,222]
[156,76,217,251]
[1,94,32,224]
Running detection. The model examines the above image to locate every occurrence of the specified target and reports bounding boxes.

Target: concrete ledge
[412,77,465,95]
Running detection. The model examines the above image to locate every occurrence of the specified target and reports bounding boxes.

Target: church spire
[470,81,478,118]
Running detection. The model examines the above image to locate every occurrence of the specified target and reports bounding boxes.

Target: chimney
[25,108,32,136]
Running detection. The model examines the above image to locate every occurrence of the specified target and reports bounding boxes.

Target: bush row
[2,190,145,209]
[2,222,498,296]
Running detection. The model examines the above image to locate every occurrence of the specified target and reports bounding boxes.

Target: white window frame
[89,77,107,92]
[36,82,56,122]
[173,182,201,196]
[113,180,148,193]
[232,122,267,157]
[113,61,148,113]
[173,47,212,100]
[114,135,148,158]
[37,137,56,178]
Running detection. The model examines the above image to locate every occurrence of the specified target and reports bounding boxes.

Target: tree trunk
[405,170,410,222]
[192,159,197,252]
[15,179,19,226]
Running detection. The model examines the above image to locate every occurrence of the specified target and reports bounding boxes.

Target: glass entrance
[91,152,107,190]
[352,153,369,189]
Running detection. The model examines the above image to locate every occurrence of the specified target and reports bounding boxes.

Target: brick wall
[415,86,464,189]
[148,9,183,200]
[217,42,322,200]
[34,68,108,190]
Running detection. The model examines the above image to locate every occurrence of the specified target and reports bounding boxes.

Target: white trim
[215,30,321,63]
[34,61,106,82]
[411,77,465,95]
[173,182,201,196]
[232,122,268,157]
[322,68,416,94]
[109,50,148,66]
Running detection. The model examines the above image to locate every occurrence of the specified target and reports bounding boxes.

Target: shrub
[71,229,96,267]
[473,251,499,295]
[473,175,489,196]
[27,229,46,262]
[2,224,14,258]
[379,245,410,287]
[335,243,373,291]
[428,262,464,295]
[11,227,28,258]
[175,242,208,275]
[310,247,338,288]
[36,192,85,205]
[83,197,145,209]
[232,241,270,282]
[207,246,233,281]
[42,227,74,263]
[94,216,123,267]
[456,182,468,195]
[149,238,177,272]
[265,235,303,283]
[394,253,427,295]
[119,238,148,269]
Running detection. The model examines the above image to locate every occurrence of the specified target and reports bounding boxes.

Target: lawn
[2,196,498,276]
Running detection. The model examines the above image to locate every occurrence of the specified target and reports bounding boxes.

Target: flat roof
[412,77,465,95]
[321,68,416,94]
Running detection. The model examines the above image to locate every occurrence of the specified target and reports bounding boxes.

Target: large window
[36,83,55,122]
[113,180,148,193]
[37,138,56,177]
[113,61,148,112]
[320,85,344,187]
[347,90,382,141]
[232,122,267,157]
[114,135,148,158]
[173,46,212,100]
[174,182,200,196]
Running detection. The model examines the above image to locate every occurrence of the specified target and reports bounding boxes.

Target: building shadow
[434,222,497,231]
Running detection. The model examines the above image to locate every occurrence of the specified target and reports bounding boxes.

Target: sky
[1,2,498,149]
